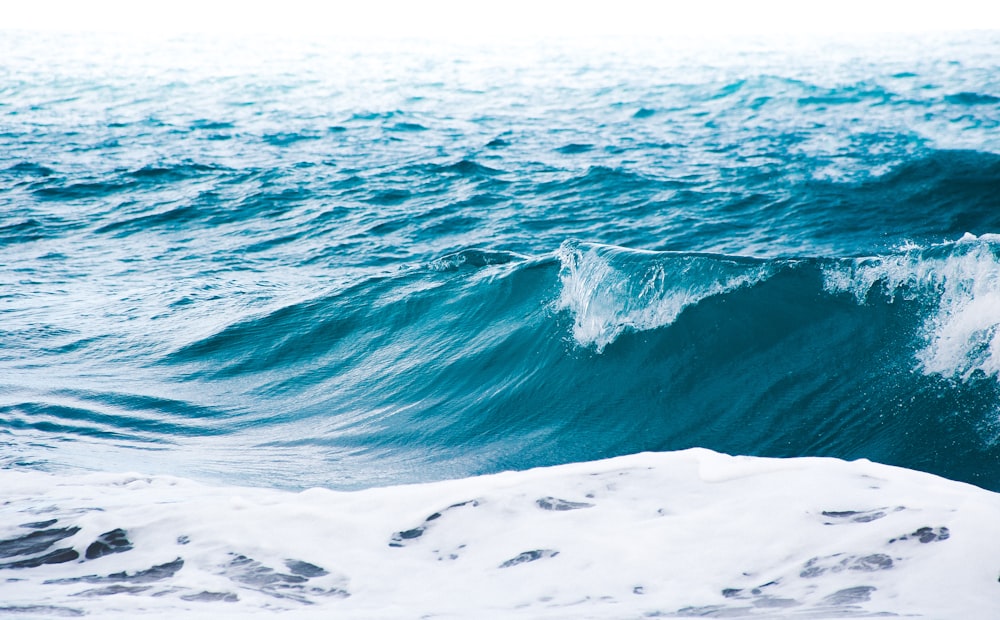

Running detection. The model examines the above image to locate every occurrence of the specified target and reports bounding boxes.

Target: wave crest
[556,241,775,351]
[823,234,1000,381]
[426,248,528,272]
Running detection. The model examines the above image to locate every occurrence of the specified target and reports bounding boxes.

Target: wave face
[1,30,1000,500]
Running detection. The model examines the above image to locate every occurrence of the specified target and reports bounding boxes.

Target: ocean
[1,29,999,617]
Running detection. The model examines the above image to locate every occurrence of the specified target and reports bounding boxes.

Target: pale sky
[3,0,999,38]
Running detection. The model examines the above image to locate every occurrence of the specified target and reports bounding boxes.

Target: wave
[4,145,998,264]
[775,149,1000,254]
[135,237,1000,491]
[6,234,1000,492]
[944,91,1000,106]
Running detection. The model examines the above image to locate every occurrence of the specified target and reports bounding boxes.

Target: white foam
[556,242,773,352]
[2,448,998,618]
[823,234,1000,381]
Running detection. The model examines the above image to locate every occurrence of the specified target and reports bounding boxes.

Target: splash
[823,234,1000,381]
[556,241,774,352]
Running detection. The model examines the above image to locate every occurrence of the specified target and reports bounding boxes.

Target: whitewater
[1,28,999,617]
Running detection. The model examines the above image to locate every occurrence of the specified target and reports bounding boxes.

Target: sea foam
[2,449,998,618]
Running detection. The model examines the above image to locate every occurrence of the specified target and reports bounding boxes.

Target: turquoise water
[2,30,999,490]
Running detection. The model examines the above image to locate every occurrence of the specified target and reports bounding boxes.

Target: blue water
[2,30,999,491]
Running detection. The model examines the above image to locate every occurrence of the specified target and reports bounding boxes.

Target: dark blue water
[2,30,999,490]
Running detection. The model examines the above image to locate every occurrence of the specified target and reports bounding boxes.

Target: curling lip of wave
[556,236,1000,384]
[824,233,1000,381]
[555,240,776,352]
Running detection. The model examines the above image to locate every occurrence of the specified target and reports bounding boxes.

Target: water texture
[2,30,999,490]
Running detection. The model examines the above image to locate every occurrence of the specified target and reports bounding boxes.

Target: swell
[790,149,1000,249]
[157,239,1000,491]
[3,146,998,261]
